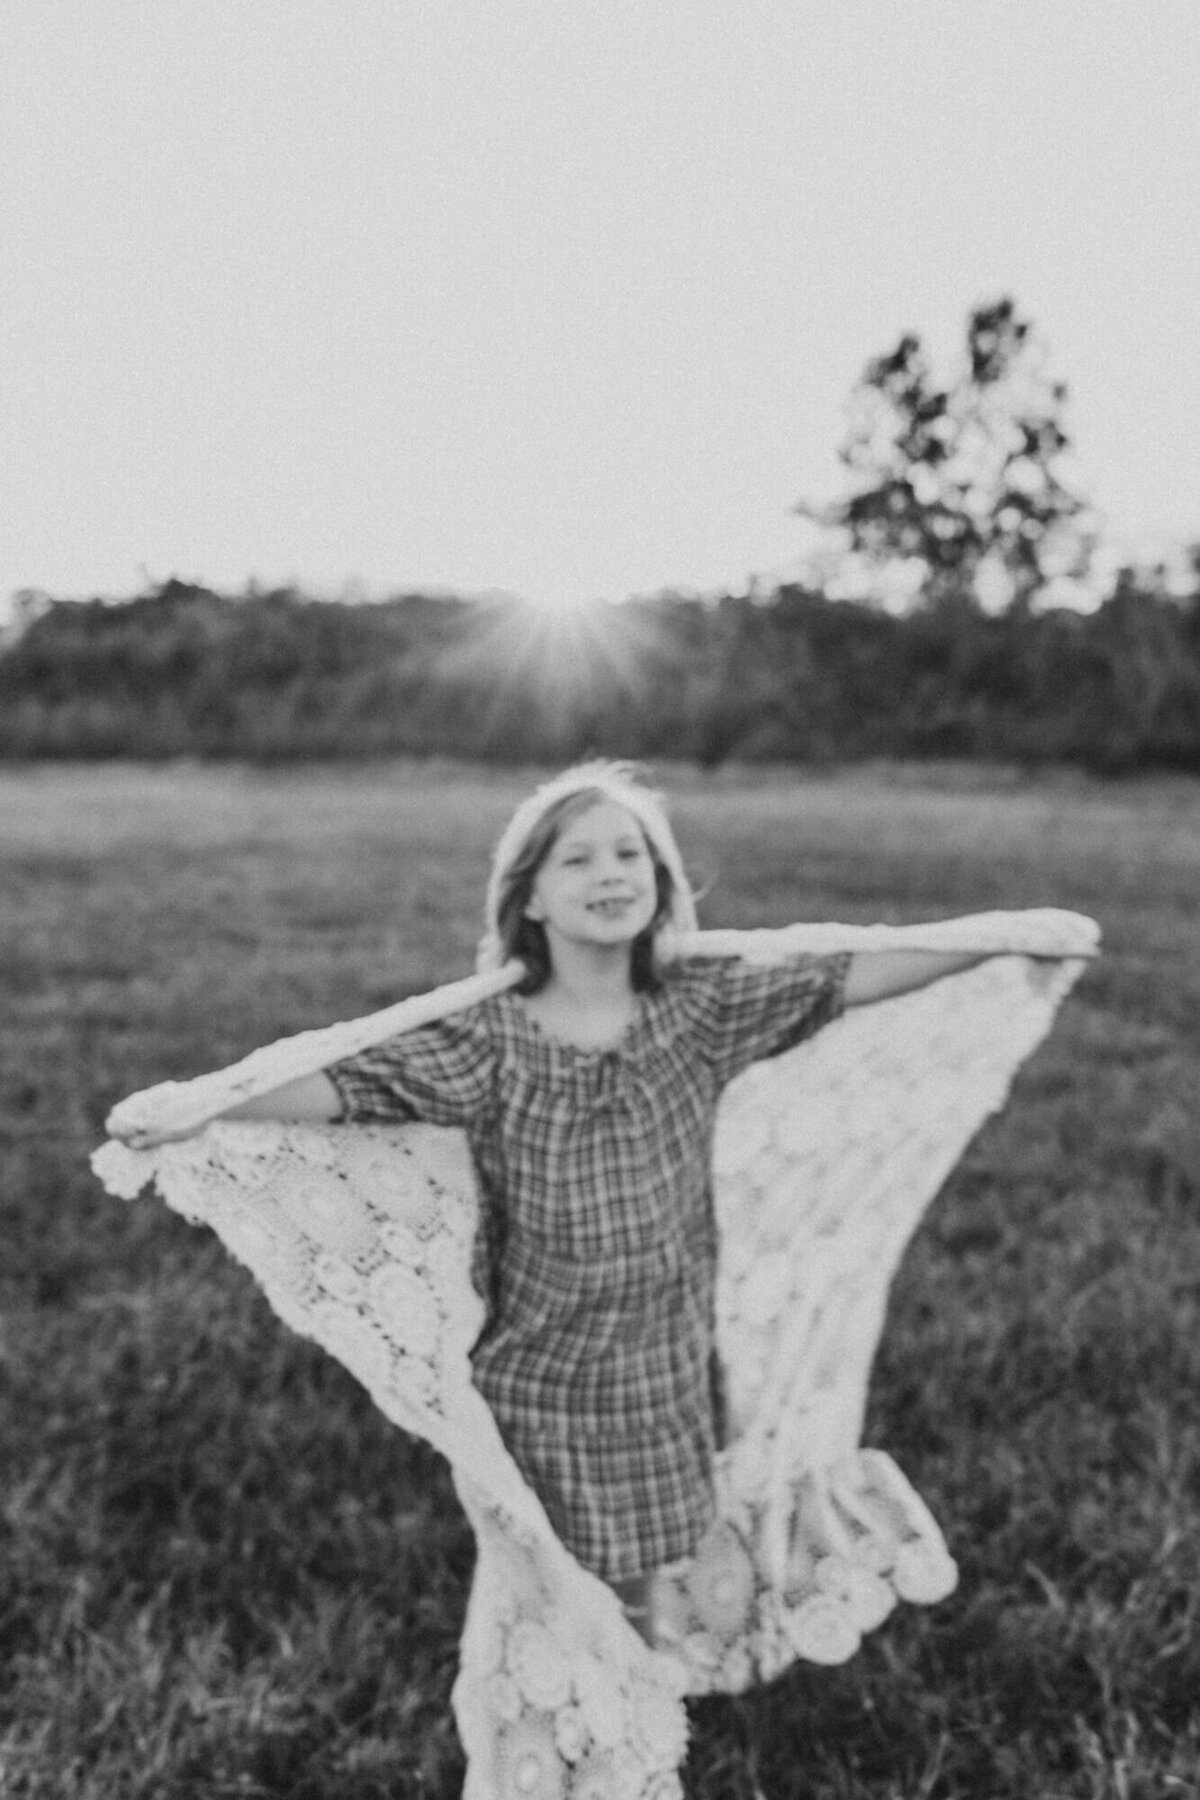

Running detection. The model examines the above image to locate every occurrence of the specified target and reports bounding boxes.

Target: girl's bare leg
[610,1574,764,1797]
[609,1574,656,1645]
[682,1696,764,1800]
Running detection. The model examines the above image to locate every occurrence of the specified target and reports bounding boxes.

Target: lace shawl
[92,909,1098,1800]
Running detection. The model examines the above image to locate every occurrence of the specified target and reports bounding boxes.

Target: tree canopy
[2,570,1198,771]
[797,296,1098,615]
[4,297,1197,770]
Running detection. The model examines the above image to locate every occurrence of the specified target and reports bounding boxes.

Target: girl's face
[525,799,659,954]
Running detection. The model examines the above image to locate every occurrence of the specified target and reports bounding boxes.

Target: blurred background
[2,2,1198,772]
[4,8,1200,1798]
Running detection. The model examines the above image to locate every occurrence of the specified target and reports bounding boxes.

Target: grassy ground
[2,760,1198,1799]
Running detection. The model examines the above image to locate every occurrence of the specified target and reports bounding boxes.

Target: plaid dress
[325,951,852,1582]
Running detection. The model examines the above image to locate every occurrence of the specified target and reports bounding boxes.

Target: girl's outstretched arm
[222,1070,343,1122]
[843,947,994,1008]
[114,1011,495,1149]
[113,1071,343,1147]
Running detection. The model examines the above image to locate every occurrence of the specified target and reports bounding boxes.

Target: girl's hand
[109,1119,202,1150]
[105,1081,199,1149]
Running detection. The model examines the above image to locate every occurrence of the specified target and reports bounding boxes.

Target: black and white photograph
[3,6,1198,1796]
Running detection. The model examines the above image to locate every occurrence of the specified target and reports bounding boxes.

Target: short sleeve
[324,1010,495,1130]
[701,950,853,1088]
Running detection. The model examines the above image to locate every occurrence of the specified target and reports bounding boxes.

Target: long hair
[493,786,676,994]
[479,761,698,989]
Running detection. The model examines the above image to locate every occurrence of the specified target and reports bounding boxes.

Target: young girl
[116,761,1014,1797]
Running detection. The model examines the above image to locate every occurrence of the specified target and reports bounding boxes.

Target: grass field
[2,760,1199,1799]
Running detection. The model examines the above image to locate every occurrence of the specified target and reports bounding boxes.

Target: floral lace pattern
[92,911,1098,1797]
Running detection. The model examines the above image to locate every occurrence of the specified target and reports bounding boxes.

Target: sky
[3,2,1199,613]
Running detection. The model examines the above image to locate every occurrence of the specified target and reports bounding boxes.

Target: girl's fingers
[113,1126,181,1148]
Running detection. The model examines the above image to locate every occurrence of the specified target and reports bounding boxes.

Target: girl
[114,762,1018,1797]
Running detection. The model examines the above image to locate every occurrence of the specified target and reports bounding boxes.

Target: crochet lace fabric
[92,910,1098,1800]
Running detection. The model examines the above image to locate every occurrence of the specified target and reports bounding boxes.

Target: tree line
[3,568,1198,771]
[4,296,1198,771]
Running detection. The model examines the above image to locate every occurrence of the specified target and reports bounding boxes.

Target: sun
[519,584,603,620]
[430,591,655,740]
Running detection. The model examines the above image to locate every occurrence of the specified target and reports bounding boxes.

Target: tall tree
[798,296,1098,612]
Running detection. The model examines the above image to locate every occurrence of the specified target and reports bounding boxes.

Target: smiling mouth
[587,899,635,915]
